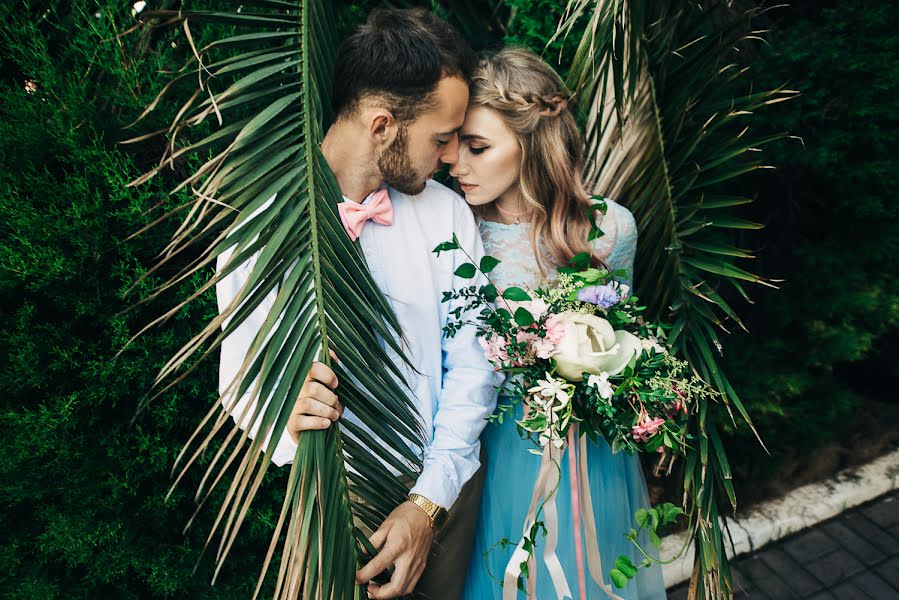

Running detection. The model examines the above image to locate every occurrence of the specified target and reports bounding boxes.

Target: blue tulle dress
[462,200,667,600]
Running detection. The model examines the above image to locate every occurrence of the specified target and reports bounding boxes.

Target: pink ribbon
[568,427,587,599]
[337,187,393,241]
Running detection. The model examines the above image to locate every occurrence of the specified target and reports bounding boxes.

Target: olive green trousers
[414,458,486,600]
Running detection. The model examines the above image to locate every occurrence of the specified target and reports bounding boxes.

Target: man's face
[378,76,469,195]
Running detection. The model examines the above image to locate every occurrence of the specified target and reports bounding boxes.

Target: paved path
[667,491,899,599]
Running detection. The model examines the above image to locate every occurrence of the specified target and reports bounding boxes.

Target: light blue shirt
[217,180,502,509]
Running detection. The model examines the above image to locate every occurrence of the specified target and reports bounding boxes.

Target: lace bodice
[478,199,637,292]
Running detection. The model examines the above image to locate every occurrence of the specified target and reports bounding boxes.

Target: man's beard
[377,126,428,195]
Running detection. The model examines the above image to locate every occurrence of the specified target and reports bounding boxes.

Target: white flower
[131,1,146,16]
[24,79,37,94]
[527,373,572,407]
[551,312,643,381]
[640,337,667,355]
[587,372,615,402]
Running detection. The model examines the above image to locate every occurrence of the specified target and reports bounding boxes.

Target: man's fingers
[328,349,339,363]
[299,381,339,408]
[288,414,332,433]
[355,546,395,584]
[368,527,388,551]
[305,361,338,388]
[292,399,340,422]
[367,558,411,599]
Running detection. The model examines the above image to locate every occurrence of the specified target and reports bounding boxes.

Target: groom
[217,8,500,600]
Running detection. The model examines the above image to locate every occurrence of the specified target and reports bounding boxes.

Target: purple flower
[577,283,621,309]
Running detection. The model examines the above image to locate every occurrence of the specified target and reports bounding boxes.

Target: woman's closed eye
[469,146,489,155]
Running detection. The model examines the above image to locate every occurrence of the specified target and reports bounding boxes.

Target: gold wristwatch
[407,493,448,530]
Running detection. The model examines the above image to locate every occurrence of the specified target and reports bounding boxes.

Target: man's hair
[331,8,477,122]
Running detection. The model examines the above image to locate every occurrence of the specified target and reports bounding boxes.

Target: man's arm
[409,201,502,509]
[217,244,342,465]
[356,199,502,599]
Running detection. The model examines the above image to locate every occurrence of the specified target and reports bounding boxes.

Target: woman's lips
[460,182,478,192]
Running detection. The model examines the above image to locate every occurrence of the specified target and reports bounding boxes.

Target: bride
[451,47,667,600]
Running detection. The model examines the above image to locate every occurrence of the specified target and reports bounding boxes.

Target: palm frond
[558,2,796,598]
[126,1,424,597]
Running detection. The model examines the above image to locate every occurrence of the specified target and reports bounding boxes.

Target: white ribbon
[503,444,571,599]
[502,435,627,600]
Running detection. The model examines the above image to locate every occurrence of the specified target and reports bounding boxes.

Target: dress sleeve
[601,201,637,287]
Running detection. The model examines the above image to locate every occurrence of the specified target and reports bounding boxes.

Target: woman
[451,47,666,599]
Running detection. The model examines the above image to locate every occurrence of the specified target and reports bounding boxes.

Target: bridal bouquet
[435,235,717,594]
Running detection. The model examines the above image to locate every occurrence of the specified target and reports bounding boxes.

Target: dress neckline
[477,218,530,229]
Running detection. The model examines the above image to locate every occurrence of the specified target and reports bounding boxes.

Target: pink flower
[532,338,556,359]
[543,314,566,345]
[631,416,665,442]
[516,330,538,345]
[479,335,510,366]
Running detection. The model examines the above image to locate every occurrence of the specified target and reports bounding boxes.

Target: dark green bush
[721,0,899,497]
[0,2,284,596]
[2,0,897,596]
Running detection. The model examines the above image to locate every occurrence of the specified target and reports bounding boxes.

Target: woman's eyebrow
[460,133,488,142]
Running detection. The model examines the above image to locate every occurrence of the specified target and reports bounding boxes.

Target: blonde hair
[470,47,607,273]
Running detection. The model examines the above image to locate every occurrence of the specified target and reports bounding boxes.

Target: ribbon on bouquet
[502,425,626,600]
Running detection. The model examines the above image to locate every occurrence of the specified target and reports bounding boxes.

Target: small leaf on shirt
[433,239,460,256]
[454,263,476,278]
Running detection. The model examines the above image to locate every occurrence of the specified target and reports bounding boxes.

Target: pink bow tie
[337,187,394,241]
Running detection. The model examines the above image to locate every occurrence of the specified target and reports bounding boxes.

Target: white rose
[552,312,643,381]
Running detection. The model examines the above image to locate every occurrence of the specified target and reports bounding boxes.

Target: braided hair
[469,47,608,274]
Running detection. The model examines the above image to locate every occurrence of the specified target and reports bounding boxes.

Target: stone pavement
[666,491,899,599]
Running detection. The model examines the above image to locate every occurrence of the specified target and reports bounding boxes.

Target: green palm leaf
[125,2,424,597]
[557,2,796,598]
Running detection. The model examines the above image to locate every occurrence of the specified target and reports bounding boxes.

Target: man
[216,9,501,599]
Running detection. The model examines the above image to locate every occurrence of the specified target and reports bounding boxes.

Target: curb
[661,448,899,588]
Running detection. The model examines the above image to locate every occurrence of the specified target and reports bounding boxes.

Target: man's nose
[449,151,468,178]
[439,134,460,165]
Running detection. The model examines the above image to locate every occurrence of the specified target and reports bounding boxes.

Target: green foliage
[501,0,582,80]
[0,1,281,596]
[722,0,899,480]
[3,0,897,595]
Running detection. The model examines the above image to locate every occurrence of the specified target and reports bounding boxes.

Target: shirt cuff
[268,429,298,467]
[409,442,484,510]
[409,463,459,510]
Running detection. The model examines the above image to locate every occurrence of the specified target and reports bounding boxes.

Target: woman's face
[449,105,522,207]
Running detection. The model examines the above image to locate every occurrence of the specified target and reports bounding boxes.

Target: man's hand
[355,501,435,599]
[287,360,343,443]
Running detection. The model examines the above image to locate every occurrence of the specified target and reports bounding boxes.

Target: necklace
[495,203,524,224]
